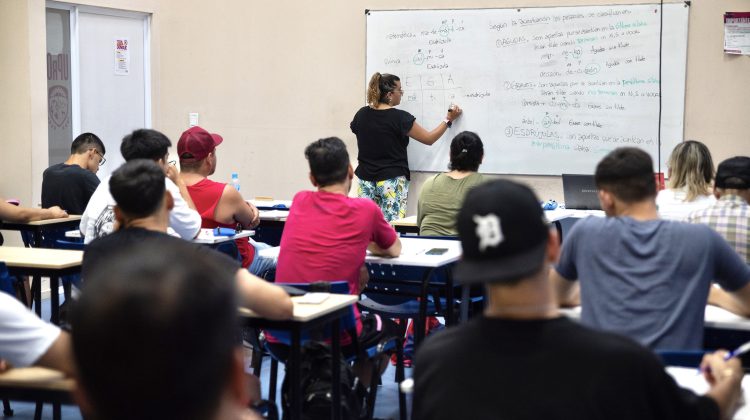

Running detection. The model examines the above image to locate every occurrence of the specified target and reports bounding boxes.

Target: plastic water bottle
[231,172,240,191]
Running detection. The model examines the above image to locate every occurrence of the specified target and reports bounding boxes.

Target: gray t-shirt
[556,216,750,350]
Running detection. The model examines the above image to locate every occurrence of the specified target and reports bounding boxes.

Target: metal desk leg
[32,228,43,317]
[289,328,301,420]
[460,284,470,322]
[331,318,341,420]
[33,229,43,248]
[32,277,42,317]
[50,276,60,325]
[445,269,455,325]
[415,268,436,348]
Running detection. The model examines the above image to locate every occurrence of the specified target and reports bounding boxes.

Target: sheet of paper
[114,38,130,75]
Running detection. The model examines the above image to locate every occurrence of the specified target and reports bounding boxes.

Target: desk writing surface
[1,215,82,227]
[0,247,83,269]
[667,367,750,419]
[365,237,461,268]
[390,210,604,226]
[259,210,289,221]
[0,367,74,392]
[560,305,750,331]
[249,199,292,209]
[239,294,358,322]
[391,215,417,227]
[193,229,254,244]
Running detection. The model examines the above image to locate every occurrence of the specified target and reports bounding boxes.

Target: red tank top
[186,178,254,268]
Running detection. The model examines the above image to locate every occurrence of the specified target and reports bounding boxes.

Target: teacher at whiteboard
[351,72,463,222]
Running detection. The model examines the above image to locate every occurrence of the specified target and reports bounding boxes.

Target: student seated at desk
[177,126,275,276]
[42,132,105,215]
[0,198,67,223]
[269,137,401,384]
[552,148,750,350]
[686,156,750,265]
[83,159,292,320]
[72,241,262,420]
[0,293,74,376]
[657,140,716,221]
[80,128,201,243]
[417,131,485,236]
[414,180,744,420]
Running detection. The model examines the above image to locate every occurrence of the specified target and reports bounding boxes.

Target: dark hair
[71,132,105,155]
[71,242,239,420]
[449,131,484,172]
[304,137,350,187]
[367,72,400,107]
[120,129,171,162]
[109,159,166,218]
[595,147,656,202]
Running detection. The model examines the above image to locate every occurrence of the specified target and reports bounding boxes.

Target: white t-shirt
[0,293,61,367]
[656,188,716,221]
[80,176,201,243]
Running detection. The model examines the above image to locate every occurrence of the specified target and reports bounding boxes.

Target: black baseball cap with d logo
[455,180,550,285]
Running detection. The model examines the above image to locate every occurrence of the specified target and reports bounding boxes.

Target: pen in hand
[724,341,750,361]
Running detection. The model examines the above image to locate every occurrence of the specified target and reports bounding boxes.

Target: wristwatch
[443,118,452,128]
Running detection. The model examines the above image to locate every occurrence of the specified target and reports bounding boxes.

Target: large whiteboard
[366,4,689,175]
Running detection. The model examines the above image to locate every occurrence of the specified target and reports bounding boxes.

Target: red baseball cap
[177,126,223,162]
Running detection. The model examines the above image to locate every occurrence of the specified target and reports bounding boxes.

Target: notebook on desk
[562,174,602,210]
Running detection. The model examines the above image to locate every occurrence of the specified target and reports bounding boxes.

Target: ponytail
[366,72,401,108]
[367,72,382,108]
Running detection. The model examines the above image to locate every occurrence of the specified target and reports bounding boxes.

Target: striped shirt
[686,194,750,264]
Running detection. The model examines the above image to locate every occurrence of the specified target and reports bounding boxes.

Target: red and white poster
[724,12,750,55]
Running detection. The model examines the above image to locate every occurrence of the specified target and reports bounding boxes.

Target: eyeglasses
[168,160,177,166]
[92,149,106,166]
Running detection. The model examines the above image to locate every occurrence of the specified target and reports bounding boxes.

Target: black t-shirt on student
[42,163,100,214]
[414,316,719,420]
[350,106,416,182]
[82,228,240,283]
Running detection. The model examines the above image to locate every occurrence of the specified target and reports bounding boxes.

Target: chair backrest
[0,262,16,297]
[55,239,85,250]
[267,281,357,345]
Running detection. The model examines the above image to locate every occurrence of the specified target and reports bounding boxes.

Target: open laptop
[562,174,602,210]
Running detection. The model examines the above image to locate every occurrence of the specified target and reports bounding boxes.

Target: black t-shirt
[82,228,240,283]
[413,316,719,420]
[350,106,416,182]
[42,163,100,214]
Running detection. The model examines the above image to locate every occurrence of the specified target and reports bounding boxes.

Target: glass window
[46,8,72,165]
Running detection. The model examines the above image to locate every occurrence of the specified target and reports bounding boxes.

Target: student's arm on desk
[550,269,580,307]
[368,237,402,258]
[235,269,293,320]
[216,186,260,228]
[35,331,76,377]
[0,200,67,222]
[708,283,750,317]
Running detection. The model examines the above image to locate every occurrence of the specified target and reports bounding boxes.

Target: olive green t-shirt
[417,172,485,236]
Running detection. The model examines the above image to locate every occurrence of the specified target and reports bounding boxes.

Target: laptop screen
[562,174,602,210]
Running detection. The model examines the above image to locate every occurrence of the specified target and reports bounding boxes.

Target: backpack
[281,341,364,420]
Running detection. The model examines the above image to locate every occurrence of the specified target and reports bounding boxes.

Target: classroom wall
[2,0,748,220]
